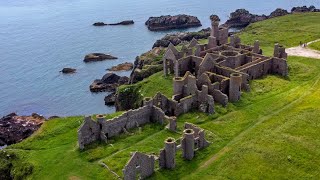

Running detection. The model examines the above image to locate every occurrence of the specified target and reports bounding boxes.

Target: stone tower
[229,73,242,102]
[96,114,107,142]
[182,129,195,160]
[210,15,220,38]
[164,137,176,169]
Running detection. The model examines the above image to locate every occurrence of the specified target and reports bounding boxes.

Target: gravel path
[286,39,320,59]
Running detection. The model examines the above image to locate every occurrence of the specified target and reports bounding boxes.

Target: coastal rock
[152,28,210,48]
[145,14,202,31]
[104,93,116,106]
[269,8,289,18]
[93,20,134,26]
[90,73,128,92]
[0,113,45,146]
[224,9,268,28]
[84,53,117,63]
[291,5,320,13]
[107,62,134,71]
[61,68,76,74]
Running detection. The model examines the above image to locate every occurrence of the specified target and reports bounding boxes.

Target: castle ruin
[78,15,288,179]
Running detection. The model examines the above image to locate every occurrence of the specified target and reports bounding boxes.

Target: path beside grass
[286,39,320,59]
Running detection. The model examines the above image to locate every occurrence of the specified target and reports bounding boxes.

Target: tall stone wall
[123,152,155,180]
[78,117,100,150]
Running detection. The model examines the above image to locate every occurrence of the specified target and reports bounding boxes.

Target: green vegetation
[116,72,173,109]
[309,40,320,51]
[2,13,320,179]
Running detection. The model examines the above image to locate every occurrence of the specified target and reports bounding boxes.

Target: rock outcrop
[224,6,319,28]
[153,28,211,48]
[61,68,76,74]
[107,62,134,71]
[269,8,289,18]
[90,73,129,92]
[0,113,45,146]
[145,14,201,31]
[104,93,116,105]
[84,53,117,63]
[291,5,320,13]
[93,20,134,26]
[224,9,268,28]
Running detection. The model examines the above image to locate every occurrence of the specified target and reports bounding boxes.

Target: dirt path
[286,39,320,59]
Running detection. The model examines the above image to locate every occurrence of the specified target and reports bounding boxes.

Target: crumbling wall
[123,152,155,180]
[78,117,100,150]
[212,89,228,107]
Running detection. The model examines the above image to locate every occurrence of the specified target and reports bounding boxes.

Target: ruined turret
[229,73,242,102]
[182,129,195,160]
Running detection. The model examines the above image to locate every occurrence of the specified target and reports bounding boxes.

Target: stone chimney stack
[182,129,195,160]
[210,15,220,38]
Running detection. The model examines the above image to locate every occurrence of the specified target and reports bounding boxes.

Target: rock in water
[104,93,116,105]
[61,68,76,74]
[93,22,106,26]
[93,20,134,26]
[84,53,118,62]
[145,14,202,31]
[107,62,134,71]
[90,73,129,92]
[0,113,45,146]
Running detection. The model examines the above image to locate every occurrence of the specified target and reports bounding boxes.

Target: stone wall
[78,105,166,149]
[123,152,155,180]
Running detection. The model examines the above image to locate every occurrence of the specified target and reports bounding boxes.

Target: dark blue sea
[0,0,319,117]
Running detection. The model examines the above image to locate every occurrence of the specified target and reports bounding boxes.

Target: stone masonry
[78,14,289,179]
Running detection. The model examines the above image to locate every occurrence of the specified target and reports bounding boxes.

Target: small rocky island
[145,14,202,31]
[84,53,117,63]
[93,20,134,26]
[61,68,76,74]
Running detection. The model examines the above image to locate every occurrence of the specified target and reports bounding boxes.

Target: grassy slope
[309,40,320,51]
[2,13,320,179]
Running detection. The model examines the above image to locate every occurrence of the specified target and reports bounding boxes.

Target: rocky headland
[90,73,129,92]
[224,6,319,28]
[84,53,118,63]
[0,113,45,146]
[93,20,134,26]
[145,14,202,31]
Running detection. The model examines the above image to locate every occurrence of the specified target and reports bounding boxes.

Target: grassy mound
[2,13,320,179]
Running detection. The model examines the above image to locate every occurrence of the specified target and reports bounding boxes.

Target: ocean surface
[0,0,319,117]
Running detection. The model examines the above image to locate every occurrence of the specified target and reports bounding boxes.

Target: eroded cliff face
[145,14,202,31]
[0,113,45,146]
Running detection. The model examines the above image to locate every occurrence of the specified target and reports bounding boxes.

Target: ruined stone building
[124,123,210,180]
[78,14,289,179]
[163,15,288,105]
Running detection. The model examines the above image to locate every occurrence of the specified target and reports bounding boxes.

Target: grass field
[2,13,320,179]
[309,40,320,51]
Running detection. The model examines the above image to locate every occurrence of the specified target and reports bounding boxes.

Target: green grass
[2,13,320,179]
[239,12,320,48]
[117,71,173,100]
[309,40,320,51]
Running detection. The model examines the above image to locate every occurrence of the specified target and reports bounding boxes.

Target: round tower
[210,15,220,38]
[182,129,195,160]
[164,137,176,169]
[96,114,107,141]
[229,73,242,102]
